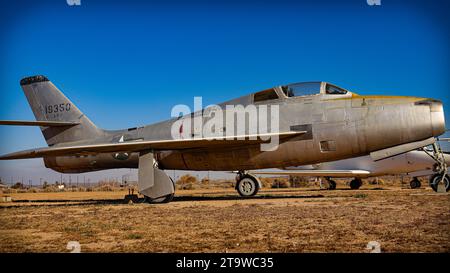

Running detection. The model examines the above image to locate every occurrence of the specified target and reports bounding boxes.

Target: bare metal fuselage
[44,90,446,173]
[285,150,450,178]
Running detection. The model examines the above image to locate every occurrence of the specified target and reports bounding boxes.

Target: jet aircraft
[0,76,447,202]
[252,148,450,191]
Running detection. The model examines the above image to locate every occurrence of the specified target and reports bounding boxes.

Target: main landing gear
[429,173,449,192]
[423,141,450,192]
[349,178,363,190]
[138,151,176,204]
[142,177,176,203]
[322,178,336,190]
[409,177,421,189]
[235,172,261,197]
[322,177,362,190]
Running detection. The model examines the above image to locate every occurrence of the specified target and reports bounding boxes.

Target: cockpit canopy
[281,82,348,97]
[252,82,350,103]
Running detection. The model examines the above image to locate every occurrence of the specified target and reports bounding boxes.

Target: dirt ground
[0,186,449,253]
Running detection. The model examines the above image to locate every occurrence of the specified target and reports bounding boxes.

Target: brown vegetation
[0,184,449,253]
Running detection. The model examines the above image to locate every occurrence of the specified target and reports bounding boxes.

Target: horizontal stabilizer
[249,170,371,178]
[0,120,80,127]
[0,130,306,160]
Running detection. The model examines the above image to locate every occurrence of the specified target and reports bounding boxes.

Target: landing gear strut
[138,151,176,203]
[423,141,449,192]
[235,172,261,197]
[327,178,337,190]
[409,177,421,189]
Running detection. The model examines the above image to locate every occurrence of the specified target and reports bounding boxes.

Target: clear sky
[0,0,449,184]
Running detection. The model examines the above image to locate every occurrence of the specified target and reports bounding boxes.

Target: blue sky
[0,0,449,184]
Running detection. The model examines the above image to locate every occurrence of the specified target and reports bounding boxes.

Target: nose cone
[430,100,446,136]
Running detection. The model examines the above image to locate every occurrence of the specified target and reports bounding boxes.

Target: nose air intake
[415,99,446,137]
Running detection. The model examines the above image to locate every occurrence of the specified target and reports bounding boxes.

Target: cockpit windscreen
[282,82,321,97]
[325,84,347,95]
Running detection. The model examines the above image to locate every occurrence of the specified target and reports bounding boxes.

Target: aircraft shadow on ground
[8,193,326,207]
[6,187,390,208]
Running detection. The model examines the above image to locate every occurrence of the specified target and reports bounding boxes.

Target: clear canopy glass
[281,82,321,97]
[281,82,348,97]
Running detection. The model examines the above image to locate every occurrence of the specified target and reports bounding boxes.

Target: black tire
[328,180,337,190]
[429,174,450,192]
[349,179,362,190]
[410,178,420,189]
[236,175,260,197]
[153,193,175,203]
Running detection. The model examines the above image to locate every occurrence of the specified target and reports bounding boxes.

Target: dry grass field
[0,185,449,253]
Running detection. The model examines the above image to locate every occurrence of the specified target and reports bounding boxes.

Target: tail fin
[20,75,104,146]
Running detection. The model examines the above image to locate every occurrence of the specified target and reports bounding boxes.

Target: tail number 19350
[45,103,71,114]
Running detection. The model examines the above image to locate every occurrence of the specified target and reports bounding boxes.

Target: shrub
[201,178,210,185]
[368,177,385,185]
[95,185,114,192]
[11,182,25,189]
[354,193,368,198]
[179,183,194,190]
[177,174,198,185]
[271,179,290,188]
[258,178,272,188]
[27,188,39,193]
[289,176,310,187]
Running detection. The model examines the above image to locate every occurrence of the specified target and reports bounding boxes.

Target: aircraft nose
[430,100,446,136]
[415,99,446,136]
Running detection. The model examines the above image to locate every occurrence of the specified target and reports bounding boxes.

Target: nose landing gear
[429,174,449,192]
[423,141,449,192]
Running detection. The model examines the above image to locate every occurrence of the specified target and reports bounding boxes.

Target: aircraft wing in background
[249,169,371,178]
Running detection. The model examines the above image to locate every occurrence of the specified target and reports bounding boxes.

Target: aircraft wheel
[327,179,337,190]
[349,178,362,190]
[236,175,260,197]
[429,174,450,192]
[410,178,421,189]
